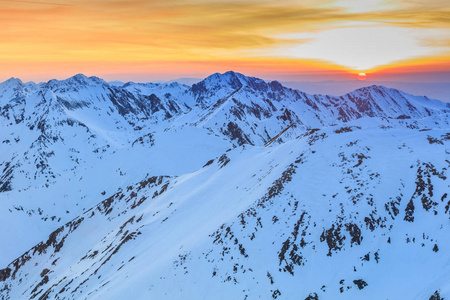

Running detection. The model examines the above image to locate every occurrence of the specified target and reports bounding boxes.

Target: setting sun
[358,72,367,80]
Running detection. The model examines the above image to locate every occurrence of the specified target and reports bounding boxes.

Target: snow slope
[0,72,449,299]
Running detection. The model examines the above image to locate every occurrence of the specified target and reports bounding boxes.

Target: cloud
[0,0,448,77]
[0,0,74,6]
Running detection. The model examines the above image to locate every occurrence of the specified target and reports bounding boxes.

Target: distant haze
[282,81,450,102]
[163,77,450,103]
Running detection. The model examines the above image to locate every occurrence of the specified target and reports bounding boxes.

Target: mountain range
[0,71,449,299]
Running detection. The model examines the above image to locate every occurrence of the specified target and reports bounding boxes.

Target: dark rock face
[191,81,208,96]
[403,162,448,223]
[304,293,319,300]
[404,199,415,222]
[269,81,283,92]
[346,223,362,246]
[222,122,253,146]
[107,88,139,116]
[0,268,11,282]
[429,290,443,300]
[56,96,90,111]
[132,133,155,147]
[203,159,214,168]
[320,224,345,256]
[218,154,230,169]
[353,279,368,290]
[0,161,14,193]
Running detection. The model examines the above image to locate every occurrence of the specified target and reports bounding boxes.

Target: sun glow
[267,25,445,71]
[0,0,448,82]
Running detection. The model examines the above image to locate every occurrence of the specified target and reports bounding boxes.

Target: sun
[358,72,367,81]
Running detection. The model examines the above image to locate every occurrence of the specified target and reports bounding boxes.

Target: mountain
[282,80,450,103]
[0,71,449,299]
[166,77,202,86]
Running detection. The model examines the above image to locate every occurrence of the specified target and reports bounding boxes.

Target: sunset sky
[0,0,449,83]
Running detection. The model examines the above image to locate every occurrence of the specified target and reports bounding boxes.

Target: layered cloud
[0,0,448,80]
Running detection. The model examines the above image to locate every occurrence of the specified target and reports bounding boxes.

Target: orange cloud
[0,0,448,81]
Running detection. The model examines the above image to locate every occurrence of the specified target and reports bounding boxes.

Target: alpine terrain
[0,71,449,300]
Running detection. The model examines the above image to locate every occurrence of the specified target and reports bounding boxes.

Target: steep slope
[0,74,227,265]
[181,71,450,146]
[0,72,449,299]
[0,124,449,299]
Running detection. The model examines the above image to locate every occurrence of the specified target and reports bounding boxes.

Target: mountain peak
[1,77,23,87]
[192,72,243,95]
[352,84,393,94]
[72,73,88,80]
[66,74,106,85]
[203,71,244,87]
[196,71,271,93]
[46,74,107,89]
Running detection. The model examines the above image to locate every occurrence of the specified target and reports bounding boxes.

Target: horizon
[3,73,450,84]
[1,65,449,85]
[2,70,449,102]
[3,70,450,85]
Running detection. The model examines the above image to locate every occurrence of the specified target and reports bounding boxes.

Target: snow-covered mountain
[0,71,449,299]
